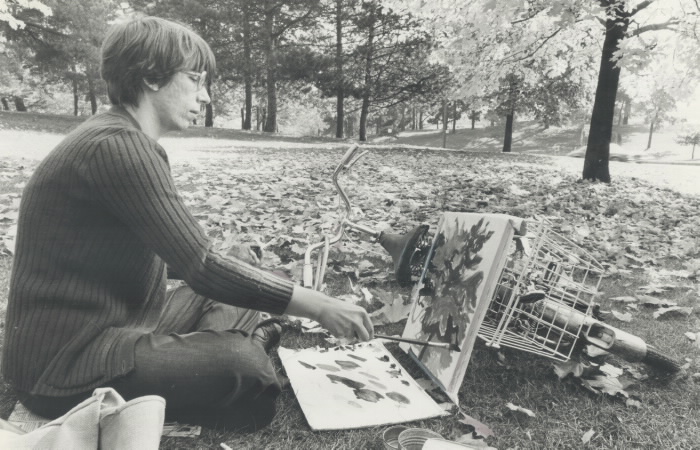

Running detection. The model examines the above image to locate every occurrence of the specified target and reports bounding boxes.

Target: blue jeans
[18,286,282,430]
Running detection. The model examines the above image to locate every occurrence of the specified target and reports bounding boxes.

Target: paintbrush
[375,334,461,352]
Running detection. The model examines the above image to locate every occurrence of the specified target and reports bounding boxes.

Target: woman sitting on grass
[1,15,373,431]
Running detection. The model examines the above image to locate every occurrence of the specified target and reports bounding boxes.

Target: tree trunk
[452,102,457,133]
[358,3,376,142]
[73,79,79,116]
[1,97,8,110]
[442,100,448,148]
[72,64,79,116]
[205,106,214,127]
[646,118,655,150]
[419,110,423,130]
[202,79,213,127]
[623,99,631,125]
[14,96,27,112]
[87,75,97,115]
[263,3,278,133]
[617,100,624,125]
[242,1,253,130]
[503,76,517,153]
[503,113,514,153]
[471,116,476,129]
[583,6,628,182]
[335,0,344,138]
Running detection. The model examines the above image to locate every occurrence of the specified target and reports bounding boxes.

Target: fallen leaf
[553,360,587,379]
[205,194,228,208]
[581,429,595,444]
[625,398,642,408]
[505,402,536,417]
[638,284,674,294]
[582,375,628,398]
[459,412,495,438]
[609,296,638,303]
[356,259,376,276]
[599,363,624,377]
[368,290,410,325]
[653,306,693,319]
[638,295,677,308]
[611,310,633,322]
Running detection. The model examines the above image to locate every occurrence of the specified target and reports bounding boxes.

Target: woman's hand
[285,285,374,341]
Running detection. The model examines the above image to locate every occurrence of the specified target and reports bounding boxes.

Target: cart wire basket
[478,220,605,362]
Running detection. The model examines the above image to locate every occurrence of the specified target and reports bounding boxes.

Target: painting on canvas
[401,213,517,403]
[278,341,447,430]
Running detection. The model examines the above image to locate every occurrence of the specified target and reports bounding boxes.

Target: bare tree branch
[503,26,562,63]
[630,19,680,36]
[630,0,655,16]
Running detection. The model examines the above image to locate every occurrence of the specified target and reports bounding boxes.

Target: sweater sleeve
[83,129,293,314]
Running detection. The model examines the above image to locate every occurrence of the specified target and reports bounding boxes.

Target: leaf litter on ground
[1,146,699,437]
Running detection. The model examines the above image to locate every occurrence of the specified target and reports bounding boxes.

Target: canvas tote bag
[0,387,165,449]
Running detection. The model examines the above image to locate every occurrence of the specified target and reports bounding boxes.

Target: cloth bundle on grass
[0,387,165,449]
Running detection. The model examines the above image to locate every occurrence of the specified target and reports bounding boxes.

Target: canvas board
[401,213,518,403]
[278,341,448,430]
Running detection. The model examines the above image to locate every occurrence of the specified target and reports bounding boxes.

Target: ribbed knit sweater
[2,106,294,396]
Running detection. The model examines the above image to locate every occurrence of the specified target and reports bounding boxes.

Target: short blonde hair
[101,16,216,106]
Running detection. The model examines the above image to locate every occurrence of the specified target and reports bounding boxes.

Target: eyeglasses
[182,70,207,91]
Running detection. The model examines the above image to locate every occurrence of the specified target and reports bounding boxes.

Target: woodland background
[2,0,700,182]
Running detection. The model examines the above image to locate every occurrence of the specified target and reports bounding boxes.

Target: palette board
[278,341,447,430]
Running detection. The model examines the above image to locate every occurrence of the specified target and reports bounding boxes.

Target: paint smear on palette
[317,364,340,372]
[386,392,410,404]
[359,371,379,381]
[368,379,387,390]
[298,361,316,370]
[327,374,364,390]
[386,369,402,378]
[348,354,367,362]
[327,374,384,403]
[355,389,383,403]
[335,360,361,370]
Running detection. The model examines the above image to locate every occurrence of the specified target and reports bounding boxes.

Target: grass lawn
[0,111,699,449]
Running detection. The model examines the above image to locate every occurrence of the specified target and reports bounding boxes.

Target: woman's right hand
[285,285,374,341]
